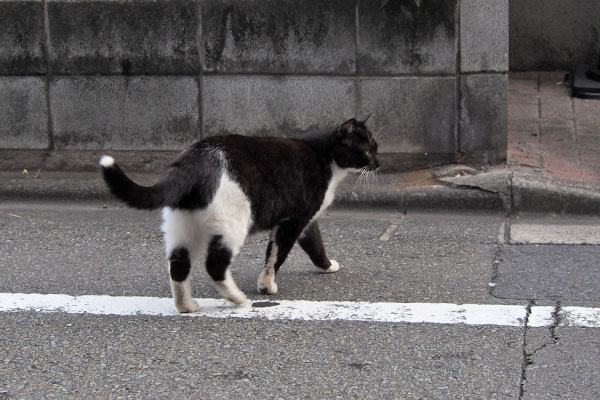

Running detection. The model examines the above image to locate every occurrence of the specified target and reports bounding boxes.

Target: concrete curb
[435,171,600,215]
[334,182,504,212]
[2,169,598,215]
[512,174,600,215]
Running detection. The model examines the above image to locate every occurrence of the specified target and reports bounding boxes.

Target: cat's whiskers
[353,166,380,193]
[365,168,377,191]
[352,167,368,192]
[374,126,386,141]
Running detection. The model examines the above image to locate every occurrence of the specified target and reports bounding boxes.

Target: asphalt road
[1,201,599,399]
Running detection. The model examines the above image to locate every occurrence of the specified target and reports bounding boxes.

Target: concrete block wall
[0,0,508,171]
[510,0,600,71]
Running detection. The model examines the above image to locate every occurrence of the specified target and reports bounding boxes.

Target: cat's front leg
[257,228,280,294]
[298,221,340,274]
[257,221,305,294]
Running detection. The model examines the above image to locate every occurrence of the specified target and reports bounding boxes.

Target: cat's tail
[99,155,165,210]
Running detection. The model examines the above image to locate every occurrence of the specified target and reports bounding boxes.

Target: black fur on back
[100,118,379,230]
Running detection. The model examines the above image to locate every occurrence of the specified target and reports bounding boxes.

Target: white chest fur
[312,163,349,221]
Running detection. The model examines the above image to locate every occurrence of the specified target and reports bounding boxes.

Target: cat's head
[331,116,380,172]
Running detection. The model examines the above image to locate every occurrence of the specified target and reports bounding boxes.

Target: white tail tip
[99,155,115,168]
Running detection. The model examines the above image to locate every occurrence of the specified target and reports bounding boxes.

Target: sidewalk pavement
[1,72,599,215]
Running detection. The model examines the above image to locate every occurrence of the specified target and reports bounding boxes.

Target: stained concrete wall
[0,0,508,171]
[510,0,600,71]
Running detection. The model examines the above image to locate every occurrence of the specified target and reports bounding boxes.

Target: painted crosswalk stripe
[1,293,599,328]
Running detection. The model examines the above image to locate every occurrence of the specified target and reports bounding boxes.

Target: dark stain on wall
[510,0,600,71]
[202,0,355,74]
[0,1,46,74]
[48,0,201,75]
[358,0,457,75]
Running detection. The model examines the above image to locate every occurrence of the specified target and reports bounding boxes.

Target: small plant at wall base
[22,169,41,180]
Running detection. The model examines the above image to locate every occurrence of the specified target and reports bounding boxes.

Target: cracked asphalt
[1,201,599,399]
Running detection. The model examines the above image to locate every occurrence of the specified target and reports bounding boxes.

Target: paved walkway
[508,71,600,183]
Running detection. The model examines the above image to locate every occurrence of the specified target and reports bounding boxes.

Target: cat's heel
[175,298,200,313]
[318,259,340,274]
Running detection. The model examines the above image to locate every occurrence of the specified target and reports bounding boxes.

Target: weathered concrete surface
[493,244,600,301]
[461,0,509,72]
[0,0,511,168]
[510,0,600,71]
[51,77,200,150]
[48,0,202,74]
[359,77,456,153]
[0,77,48,149]
[203,76,356,137]
[510,218,600,245]
[460,74,508,164]
[357,0,456,75]
[0,150,179,174]
[0,1,46,75]
[202,0,355,74]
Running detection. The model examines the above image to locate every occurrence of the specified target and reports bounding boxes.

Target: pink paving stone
[542,145,580,159]
[574,98,600,122]
[545,169,584,181]
[508,135,542,168]
[508,102,539,121]
[539,117,575,133]
[579,168,599,182]
[509,119,539,133]
[543,153,582,180]
[538,79,573,119]
[576,120,600,137]
[578,138,600,155]
[508,72,600,183]
[538,71,567,82]
[509,72,539,80]
[508,77,538,97]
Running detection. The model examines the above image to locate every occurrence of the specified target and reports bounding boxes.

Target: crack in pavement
[519,301,562,399]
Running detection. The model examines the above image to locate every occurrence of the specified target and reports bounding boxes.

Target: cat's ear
[359,113,372,124]
[338,118,357,136]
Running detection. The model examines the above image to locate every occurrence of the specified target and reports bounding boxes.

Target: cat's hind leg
[206,235,247,305]
[298,221,339,274]
[168,246,200,313]
[163,208,200,313]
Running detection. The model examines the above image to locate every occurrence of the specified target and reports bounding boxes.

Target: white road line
[561,307,600,328]
[379,224,399,241]
[1,292,598,328]
[527,306,556,327]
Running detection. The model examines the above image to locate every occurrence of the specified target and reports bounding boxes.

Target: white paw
[257,280,278,295]
[175,299,200,313]
[226,290,248,306]
[257,271,279,294]
[318,259,340,274]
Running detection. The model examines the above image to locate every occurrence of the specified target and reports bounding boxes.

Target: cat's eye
[365,151,370,157]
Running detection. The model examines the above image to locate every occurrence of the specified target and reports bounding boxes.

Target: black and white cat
[100,116,379,313]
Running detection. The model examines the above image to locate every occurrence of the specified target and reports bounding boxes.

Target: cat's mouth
[367,158,380,171]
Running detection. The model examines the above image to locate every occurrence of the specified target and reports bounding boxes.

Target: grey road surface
[1,202,598,399]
